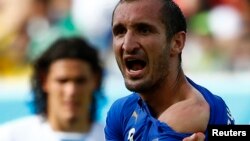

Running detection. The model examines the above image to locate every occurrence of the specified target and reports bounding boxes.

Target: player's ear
[170,31,186,56]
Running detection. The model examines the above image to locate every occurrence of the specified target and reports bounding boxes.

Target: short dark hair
[159,0,187,41]
[31,37,104,122]
[112,0,186,41]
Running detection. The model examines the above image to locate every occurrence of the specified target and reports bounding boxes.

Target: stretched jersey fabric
[105,77,234,141]
[0,115,105,141]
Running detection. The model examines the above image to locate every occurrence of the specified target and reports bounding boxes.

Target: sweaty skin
[112,0,210,134]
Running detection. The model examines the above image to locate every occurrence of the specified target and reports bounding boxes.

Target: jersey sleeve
[104,94,138,140]
[216,96,234,125]
[104,98,125,140]
[210,95,235,125]
[0,124,12,141]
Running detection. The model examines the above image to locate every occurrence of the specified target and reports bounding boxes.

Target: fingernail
[190,133,196,139]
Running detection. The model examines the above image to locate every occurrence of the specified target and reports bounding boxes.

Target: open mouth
[126,59,146,71]
[124,57,147,78]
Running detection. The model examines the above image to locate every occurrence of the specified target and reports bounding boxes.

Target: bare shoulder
[158,89,210,133]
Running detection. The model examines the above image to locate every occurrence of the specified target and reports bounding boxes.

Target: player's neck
[140,69,191,118]
[48,115,91,133]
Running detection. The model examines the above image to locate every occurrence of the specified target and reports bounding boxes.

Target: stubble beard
[125,65,169,95]
[124,48,170,95]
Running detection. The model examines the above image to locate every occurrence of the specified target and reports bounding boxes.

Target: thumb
[182,132,205,141]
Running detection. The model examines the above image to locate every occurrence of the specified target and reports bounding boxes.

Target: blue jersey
[105,78,234,141]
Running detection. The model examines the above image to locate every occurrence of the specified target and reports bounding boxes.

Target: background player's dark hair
[31,36,104,123]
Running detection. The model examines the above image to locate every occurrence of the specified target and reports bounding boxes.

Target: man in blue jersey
[105,0,235,140]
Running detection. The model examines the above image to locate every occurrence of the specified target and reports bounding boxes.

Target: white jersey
[0,115,105,141]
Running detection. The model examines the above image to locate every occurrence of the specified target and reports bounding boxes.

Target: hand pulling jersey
[105,77,235,141]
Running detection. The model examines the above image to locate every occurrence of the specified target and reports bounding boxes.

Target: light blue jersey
[105,78,234,141]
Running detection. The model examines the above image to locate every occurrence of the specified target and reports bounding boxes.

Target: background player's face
[42,58,97,123]
[112,0,171,93]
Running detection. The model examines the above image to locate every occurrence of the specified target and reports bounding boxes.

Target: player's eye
[113,24,126,37]
[136,24,153,35]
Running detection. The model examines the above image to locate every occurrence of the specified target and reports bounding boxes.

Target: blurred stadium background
[0,0,249,125]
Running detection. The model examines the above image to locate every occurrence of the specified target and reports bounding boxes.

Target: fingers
[182,132,205,141]
[182,133,196,141]
[195,132,205,141]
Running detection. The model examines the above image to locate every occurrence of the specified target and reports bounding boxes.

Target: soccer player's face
[43,59,97,123]
[112,0,171,93]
